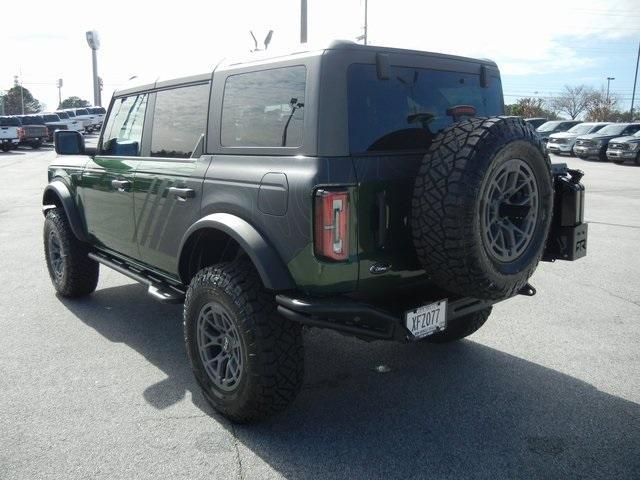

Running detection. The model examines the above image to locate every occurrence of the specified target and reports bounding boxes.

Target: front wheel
[184,260,304,423]
[44,208,99,297]
[426,307,492,343]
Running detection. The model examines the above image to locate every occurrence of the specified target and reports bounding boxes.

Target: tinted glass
[75,109,89,115]
[221,66,306,147]
[597,124,628,135]
[20,116,45,125]
[623,125,640,135]
[150,83,209,158]
[537,121,562,132]
[100,94,148,156]
[94,107,106,114]
[590,124,608,133]
[56,112,70,119]
[43,115,60,122]
[348,64,503,153]
[66,111,76,117]
[0,117,20,127]
[568,123,595,134]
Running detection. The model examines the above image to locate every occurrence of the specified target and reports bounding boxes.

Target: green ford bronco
[43,41,587,423]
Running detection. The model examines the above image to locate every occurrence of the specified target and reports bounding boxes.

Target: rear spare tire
[411,117,553,300]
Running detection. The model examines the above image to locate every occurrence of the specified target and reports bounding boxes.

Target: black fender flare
[178,213,295,291]
[42,181,88,242]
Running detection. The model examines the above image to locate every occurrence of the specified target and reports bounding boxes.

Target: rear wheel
[426,308,492,343]
[43,208,99,297]
[31,141,42,149]
[184,260,304,423]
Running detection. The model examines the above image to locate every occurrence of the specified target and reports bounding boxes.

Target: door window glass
[150,83,210,158]
[101,94,148,156]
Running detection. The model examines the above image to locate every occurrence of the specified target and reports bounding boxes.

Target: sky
[1,0,639,115]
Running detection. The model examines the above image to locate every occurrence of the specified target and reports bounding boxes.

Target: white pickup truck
[0,116,21,152]
[53,111,84,132]
[87,106,106,131]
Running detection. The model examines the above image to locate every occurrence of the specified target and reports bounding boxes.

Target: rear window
[348,64,503,153]
[20,116,45,125]
[75,109,89,115]
[0,117,20,127]
[221,66,306,148]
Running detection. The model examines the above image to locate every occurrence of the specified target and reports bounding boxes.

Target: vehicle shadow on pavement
[62,284,640,480]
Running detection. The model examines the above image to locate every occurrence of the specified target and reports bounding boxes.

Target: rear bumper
[276,294,495,341]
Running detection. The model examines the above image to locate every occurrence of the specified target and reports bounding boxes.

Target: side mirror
[54,130,85,155]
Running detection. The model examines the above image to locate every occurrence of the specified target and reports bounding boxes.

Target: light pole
[300,0,307,43]
[57,78,63,107]
[631,41,639,120]
[86,30,101,106]
[606,76,615,103]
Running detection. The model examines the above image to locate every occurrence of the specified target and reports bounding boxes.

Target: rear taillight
[17,127,25,140]
[314,189,349,261]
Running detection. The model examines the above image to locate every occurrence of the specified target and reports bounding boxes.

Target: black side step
[88,252,185,304]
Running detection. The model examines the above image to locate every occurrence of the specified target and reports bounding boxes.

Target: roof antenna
[250,30,274,52]
[249,31,258,52]
[264,30,274,50]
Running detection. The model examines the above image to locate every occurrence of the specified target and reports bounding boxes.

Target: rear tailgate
[0,126,19,140]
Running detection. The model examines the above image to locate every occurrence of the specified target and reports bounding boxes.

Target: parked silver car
[606,130,640,165]
[547,122,610,156]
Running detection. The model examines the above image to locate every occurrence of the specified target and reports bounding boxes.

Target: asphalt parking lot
[1,143,639,480]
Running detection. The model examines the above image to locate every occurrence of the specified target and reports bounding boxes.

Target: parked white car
[0,116,21,151]
[49,111,84,132]
[72,108,100,132]
[547,122,610,156]
[56,110,91,132]
[87,107,106,130]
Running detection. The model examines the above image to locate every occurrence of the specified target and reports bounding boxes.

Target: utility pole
[300,0,307,43]
[86,30,101,106]
[364,0,368,45]
[631,40,639,120]
[57,78,63,107]
[606,76,615,103]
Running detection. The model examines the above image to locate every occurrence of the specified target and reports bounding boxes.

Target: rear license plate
[406,300,447,339]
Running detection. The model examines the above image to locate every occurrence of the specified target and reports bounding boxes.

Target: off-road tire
[411,117,553,300]
[184,260,304,423]
[43,208,99,297]
[426,307,492,343]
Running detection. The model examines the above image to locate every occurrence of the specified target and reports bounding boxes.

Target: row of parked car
[523,117,640,165]
[0,107,106,152]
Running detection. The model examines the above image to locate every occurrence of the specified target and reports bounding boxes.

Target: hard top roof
[114,40,498,97]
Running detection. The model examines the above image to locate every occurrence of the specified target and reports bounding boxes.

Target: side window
[221,66,306,147]
[624,125,640,135]
[100,94,148,156]
[150,83,210,158]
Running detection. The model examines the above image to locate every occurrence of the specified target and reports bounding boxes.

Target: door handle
[168,187,196,201]
[111,179,131,192]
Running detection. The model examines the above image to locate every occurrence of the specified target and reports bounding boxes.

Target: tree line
[0,86,90,115]
[506,85,639,122]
